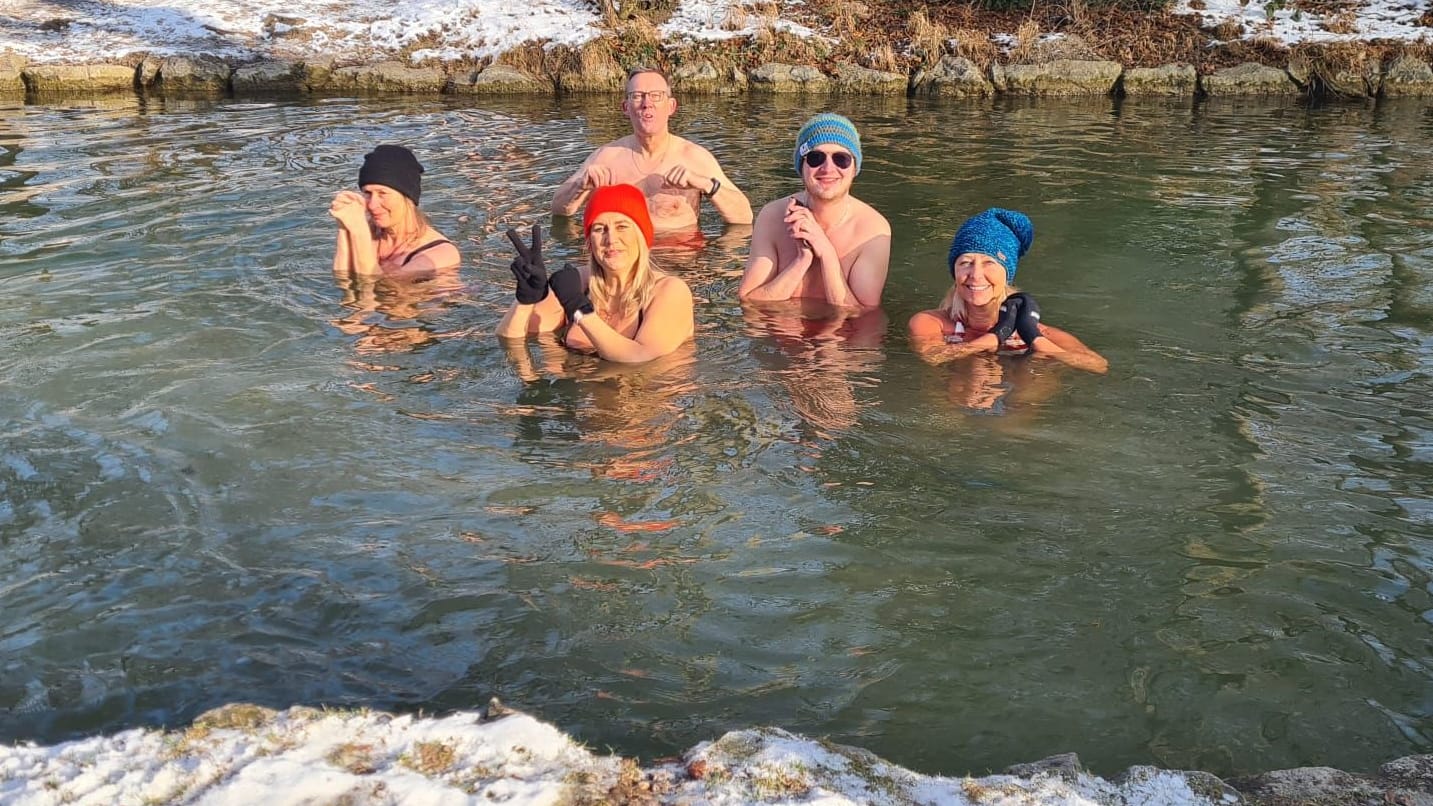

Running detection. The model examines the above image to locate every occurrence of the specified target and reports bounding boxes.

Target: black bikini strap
[401,239,453,266]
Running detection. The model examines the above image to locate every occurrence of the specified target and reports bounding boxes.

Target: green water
[2,92,1431,778]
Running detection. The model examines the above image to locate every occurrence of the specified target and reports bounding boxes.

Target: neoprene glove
[548,263,595,321]
[506,225,548,305]
[1010,292,1042,348]
[990,294,1023,347]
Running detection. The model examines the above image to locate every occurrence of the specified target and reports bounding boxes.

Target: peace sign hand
[506,225,548,305]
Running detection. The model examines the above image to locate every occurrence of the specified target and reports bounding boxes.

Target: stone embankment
[5,47,1433,100]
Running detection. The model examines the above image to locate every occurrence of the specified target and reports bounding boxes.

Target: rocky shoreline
[4,701,1433,804]
[5,47,1433,102]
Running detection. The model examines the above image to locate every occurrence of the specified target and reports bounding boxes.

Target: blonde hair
[587,234,667,322]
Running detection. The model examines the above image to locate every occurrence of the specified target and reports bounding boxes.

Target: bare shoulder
[852,197,892,235]
[654,273,694,298]
[908,309,949,336]
[757,195,795,220]
[676,136,718,162]
[591,140,632,163]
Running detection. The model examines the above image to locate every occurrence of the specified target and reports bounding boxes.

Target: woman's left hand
[330,190,367,230]
[1010,293,1042,348]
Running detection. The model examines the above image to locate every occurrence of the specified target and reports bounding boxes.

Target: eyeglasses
[626,90,670,103]
[802,150,854,170]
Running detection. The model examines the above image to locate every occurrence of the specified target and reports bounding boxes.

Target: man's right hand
[581,164,615,190]
[506,225,548,305]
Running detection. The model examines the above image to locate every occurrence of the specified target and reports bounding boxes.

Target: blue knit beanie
[794,113,862,176]
[947,208,1035,281]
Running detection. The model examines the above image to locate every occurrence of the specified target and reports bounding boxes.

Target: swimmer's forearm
[709,182,753,225]
[816,253,858,308]
[497,302,539,338]
[551,181,590,216]
[332,232,351,277]
[341,227,379,276]
[741,259,810,301]
[573,317,661,363]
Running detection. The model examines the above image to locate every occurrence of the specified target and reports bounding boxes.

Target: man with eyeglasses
[739,113,891,308]
[551,68,752,234]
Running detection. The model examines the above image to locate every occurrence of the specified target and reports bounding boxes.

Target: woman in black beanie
[330,144,459,280]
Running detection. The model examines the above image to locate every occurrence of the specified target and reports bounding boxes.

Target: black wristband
[707,177,721,197]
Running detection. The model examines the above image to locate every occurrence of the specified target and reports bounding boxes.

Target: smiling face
[588,211,645,275]
[800,145,856,202]
[361,184,411,231]
[952,252,1009,309]
[621,71,675,139]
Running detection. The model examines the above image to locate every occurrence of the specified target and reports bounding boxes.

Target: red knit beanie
[584,184,655,247]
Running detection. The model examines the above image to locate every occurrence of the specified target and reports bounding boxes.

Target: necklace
[805,196,852,232]
[630,135,672,175]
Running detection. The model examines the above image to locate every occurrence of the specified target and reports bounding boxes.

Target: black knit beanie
[358,145,424,204]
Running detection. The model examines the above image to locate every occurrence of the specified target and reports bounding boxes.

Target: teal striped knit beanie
[794,113,862,176]
[948,208,1035,282]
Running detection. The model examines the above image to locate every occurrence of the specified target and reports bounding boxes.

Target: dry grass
[720,2,749,31]
[612,16,664,69]
[194,704,275,732]
[951,28,998,65]
[826,0,870,35]
[1292,40,1385,94]
[907,10,950,65]
[400,740,457,777]
[863,42,899,71]
[496,42,557,76]
[749,24,830,66]
[1212,16,1245,39]
[1323,7,1359,34]
[1007,19,1041,63]
[327,742,379,775]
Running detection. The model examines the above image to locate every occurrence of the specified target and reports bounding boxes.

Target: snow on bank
[0,0,1428,66]
[1173,0,1432,45]
[0,702,1222,805]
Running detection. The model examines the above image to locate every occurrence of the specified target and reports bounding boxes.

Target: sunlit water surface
[2,93,1432,778]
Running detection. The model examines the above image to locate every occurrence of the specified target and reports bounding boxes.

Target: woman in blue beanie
[908,208,1107,374]
[330,144,460,281]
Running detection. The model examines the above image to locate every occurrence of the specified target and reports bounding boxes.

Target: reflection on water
[2,93,1433,779]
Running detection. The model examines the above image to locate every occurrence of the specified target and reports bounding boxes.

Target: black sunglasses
[802,150,854,170]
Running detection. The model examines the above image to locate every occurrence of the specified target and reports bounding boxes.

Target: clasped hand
[783,198,832,259]
[662,164,710,193]
[505,225,592,319]
[330,190,367,230]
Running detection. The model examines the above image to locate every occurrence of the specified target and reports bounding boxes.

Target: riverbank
[1,0,1431,99]
[4,701,1432,804]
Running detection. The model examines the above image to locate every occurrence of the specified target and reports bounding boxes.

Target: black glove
[1010,292,1042,349]
[990,294,1023,347]
[505,225,547,305]
[547,263,594,322]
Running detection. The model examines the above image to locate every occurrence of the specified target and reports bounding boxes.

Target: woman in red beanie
[497,184,694,363]
[330,144,459,281]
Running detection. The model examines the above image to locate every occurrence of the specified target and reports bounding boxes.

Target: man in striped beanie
[739,113,892,308]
